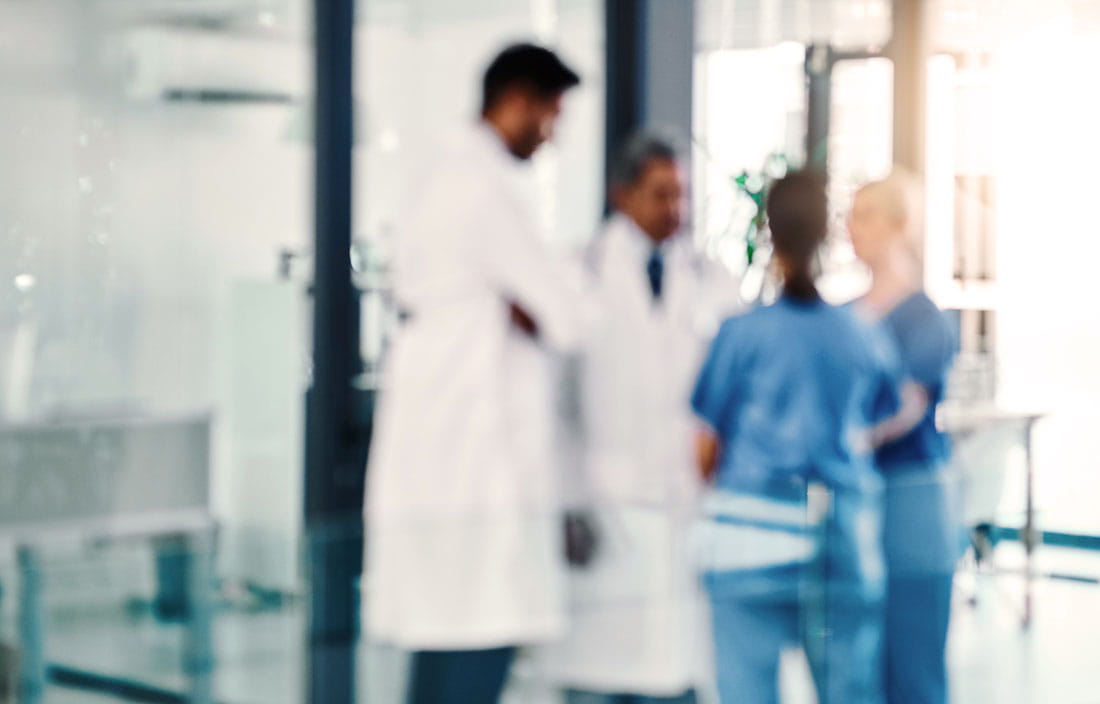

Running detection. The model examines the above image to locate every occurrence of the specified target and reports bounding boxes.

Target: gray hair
[609,130,683,189]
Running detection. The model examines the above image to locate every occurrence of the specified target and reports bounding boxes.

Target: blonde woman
[848,175,960,704]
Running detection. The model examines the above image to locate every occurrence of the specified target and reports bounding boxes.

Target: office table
[0,411,213,704]
[941,405,1045,628]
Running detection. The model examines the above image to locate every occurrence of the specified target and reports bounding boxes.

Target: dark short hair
[766,170,828,299]
[481,43,581,114]
[766,170,828,259]
[609,130,682,188]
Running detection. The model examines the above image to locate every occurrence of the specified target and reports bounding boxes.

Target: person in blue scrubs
[848,175,960,704]
[692,171,898,704]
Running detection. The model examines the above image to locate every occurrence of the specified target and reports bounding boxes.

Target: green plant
[731,152,788,266]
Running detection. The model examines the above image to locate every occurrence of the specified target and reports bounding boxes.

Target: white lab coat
[539,215,741,695]
[365,123,587,650]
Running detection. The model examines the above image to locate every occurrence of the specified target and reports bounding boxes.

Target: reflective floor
[949,545,1100,704]
[20,546,1100,703]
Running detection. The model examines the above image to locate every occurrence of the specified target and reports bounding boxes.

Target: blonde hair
[856,169,924,256]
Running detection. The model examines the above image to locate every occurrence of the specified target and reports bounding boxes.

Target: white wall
[990,16,1100,533]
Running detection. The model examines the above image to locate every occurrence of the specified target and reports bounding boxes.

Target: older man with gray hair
[540,131,742,703]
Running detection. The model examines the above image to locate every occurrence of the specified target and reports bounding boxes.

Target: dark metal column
[604,0,648,211]
[643,0,694,141]
[306,0,367,703]
[17,546,44,704]
[805,45,882,175]
[803,2,926,178]
[805,44,833,173]
[604,0,695,206]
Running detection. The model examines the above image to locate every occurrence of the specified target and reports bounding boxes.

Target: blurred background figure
[691,171,897,704]
[539,131,741,703]
[849,175,961,704]
[364,43,585,704]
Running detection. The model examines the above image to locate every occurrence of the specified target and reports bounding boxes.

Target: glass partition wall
[0,1,604,702]
[1,1,313,701]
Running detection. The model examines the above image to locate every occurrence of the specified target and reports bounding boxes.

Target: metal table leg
[183,533,214,704]
[1022,418,1038,629]
[17,545,44,704]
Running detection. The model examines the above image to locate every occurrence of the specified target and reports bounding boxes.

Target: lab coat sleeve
[472,190,591,353]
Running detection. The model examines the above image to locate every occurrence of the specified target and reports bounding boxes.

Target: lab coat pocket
[571,505,674,608]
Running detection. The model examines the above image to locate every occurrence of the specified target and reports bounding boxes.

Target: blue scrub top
[874,292,957,469]
[692,295,900,495]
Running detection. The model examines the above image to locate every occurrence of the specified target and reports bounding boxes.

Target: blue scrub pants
[405,646,515,704]
[882,461,961,704]
[704,486,886,704]
[708,591,883,704]
[884,575,952,704]
[565,689,698,704]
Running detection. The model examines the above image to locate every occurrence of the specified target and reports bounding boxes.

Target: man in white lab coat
[365,44,586,704]
[542,132,742,703]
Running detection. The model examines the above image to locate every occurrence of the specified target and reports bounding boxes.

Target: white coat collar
[468,119,521,166]
[606,213,684,265]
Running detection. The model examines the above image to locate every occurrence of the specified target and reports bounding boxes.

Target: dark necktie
[646,248,664,301]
